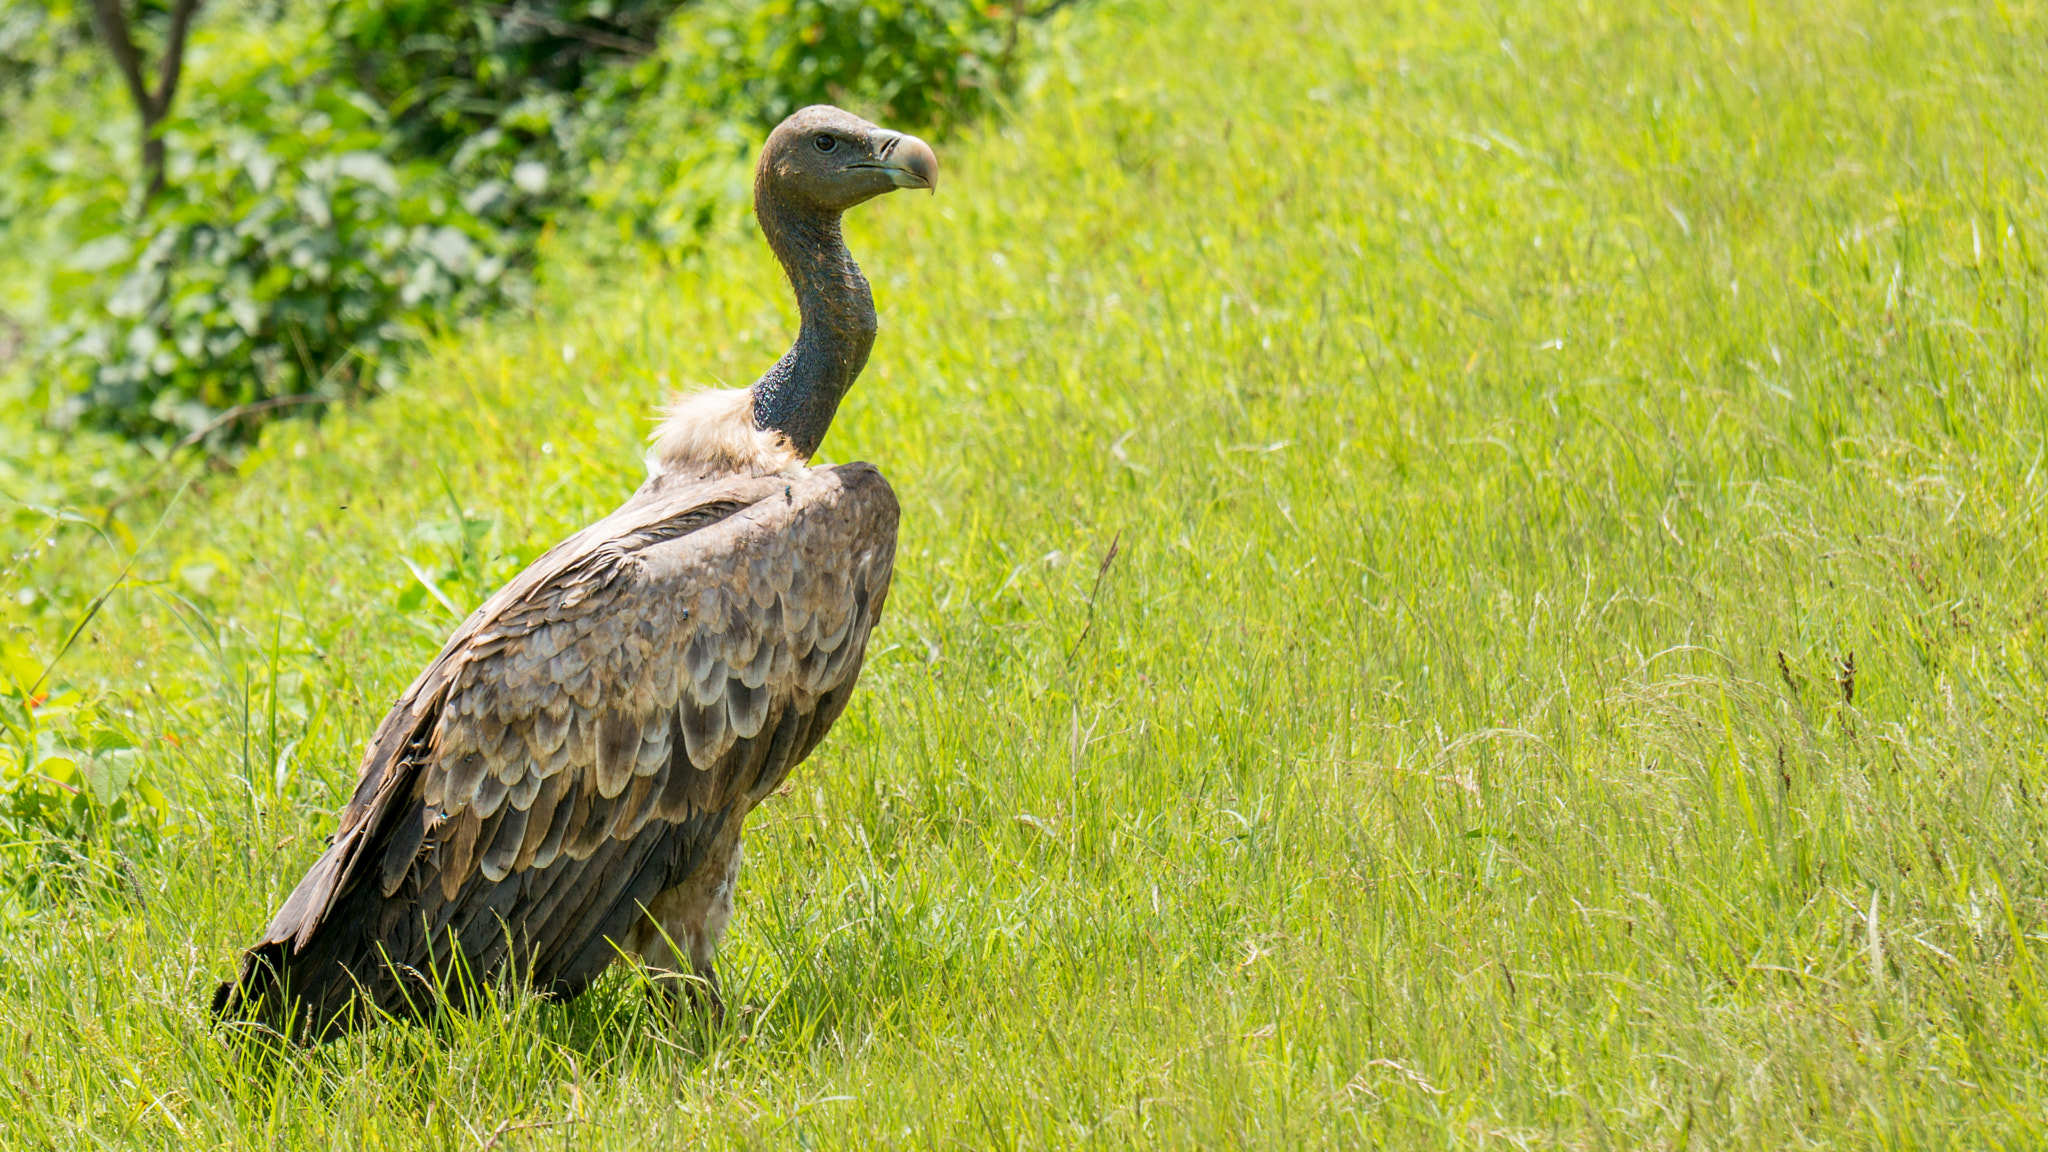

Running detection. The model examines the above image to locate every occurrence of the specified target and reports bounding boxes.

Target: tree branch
[87,0,205,201]
[86,0,150,116]
[479,3,655,56]
[153,0,202,119]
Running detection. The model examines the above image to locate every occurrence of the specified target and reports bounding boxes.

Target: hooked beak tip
[881,132,938,193]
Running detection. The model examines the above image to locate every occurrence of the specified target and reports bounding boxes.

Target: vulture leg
[624,823,744,1022]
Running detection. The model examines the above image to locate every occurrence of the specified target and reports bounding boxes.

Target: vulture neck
[750,193,877,461]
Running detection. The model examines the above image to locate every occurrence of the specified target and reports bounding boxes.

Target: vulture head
[652,105,937,477]
[756,105,938,213]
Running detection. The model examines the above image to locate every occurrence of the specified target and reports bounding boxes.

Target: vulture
[213,106,937,1040]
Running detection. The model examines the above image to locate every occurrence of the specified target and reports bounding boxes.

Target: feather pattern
[215,464,896,1038]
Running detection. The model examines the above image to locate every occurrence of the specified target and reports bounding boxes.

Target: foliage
[0,504,169,926]
[573,0,1044,259]
[4,0,1053,443]
[325,0,688,240]
[330,0,679,151]
[664,0,1024,133]
[0,0,87,95]
[0,680,168,921]
[42,34,520,439]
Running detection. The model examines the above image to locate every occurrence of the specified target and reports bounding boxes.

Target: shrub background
[0,0,1038,442]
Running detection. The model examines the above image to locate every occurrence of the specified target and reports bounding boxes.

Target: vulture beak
[869,130,939,192]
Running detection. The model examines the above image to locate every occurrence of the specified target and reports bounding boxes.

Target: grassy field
[4,0,2048,1145]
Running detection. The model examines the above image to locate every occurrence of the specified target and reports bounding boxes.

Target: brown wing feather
[216,463,896,1037]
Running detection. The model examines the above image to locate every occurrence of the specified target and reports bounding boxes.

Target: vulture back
[215,463,897,1039]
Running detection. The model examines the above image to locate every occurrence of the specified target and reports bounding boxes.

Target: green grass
[5,0,2048,1145]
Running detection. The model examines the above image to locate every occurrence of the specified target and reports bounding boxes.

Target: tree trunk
[87,0,202,205]
[140,114,166,201]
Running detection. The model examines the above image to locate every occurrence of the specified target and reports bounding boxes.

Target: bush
[7,0,1062,444]
[43,37,520,440]
[666,0,1022,132]
[577,0,1042,259]
[325,0,691,236]
[0,0,88,97]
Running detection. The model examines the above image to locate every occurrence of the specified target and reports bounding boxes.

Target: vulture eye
[813,133,837,153]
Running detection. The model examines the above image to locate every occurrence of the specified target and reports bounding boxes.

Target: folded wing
[216,463,896,1038]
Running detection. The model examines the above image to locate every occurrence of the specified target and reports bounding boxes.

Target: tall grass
[3,0,2047,1145]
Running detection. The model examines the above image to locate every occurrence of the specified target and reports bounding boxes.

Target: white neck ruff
[648,387,809,480]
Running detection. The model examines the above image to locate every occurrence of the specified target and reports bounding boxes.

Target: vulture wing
[215,463,896,1038]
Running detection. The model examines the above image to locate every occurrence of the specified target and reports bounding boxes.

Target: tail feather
[212,909,407,1041]
[212,796,726,1042]
[211,836,444,1040]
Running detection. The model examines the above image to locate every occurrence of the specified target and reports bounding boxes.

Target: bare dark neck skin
[750,193,878,460]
